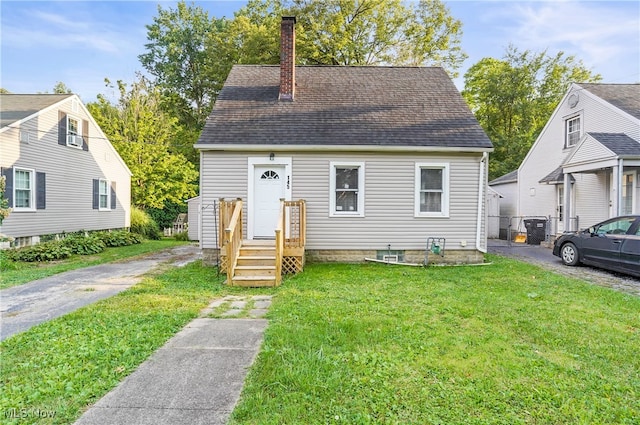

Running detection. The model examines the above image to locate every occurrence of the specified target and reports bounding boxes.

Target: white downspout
[476,152,488,253]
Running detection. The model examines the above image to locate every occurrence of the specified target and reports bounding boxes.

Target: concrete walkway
[74,296,272,425]
[0,244,201,341]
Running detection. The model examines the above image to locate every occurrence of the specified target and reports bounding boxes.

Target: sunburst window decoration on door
[261,170,280,180]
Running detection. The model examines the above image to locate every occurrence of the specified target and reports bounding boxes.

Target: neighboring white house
[194,17,494,266]
[0,94,132,246]
[490,83,640,235]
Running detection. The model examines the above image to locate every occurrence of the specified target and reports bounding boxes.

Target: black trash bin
[524,219,547,245]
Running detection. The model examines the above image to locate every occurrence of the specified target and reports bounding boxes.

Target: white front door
[253,165,286,238]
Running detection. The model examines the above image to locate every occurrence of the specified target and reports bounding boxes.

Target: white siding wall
[0,97,131,238]
[201,151,486,252]
[491,182,517,217]
[573,173,608,227]
[518,86,639,223]
[187,196,200,241]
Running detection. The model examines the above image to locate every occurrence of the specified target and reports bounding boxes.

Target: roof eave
[194,143,494,153]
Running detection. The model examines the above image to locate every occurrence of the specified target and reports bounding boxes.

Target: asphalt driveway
[487,239,640,296]
[0,244,201,341]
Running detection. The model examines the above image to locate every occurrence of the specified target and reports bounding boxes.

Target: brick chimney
[279,16,296,101]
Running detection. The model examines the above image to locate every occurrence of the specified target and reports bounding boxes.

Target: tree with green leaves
[290,0,465,72]
[462,46,601,180]
[139,0,466,131]
[139,2,228,129]
[52,82,73,94]
[87,77,198,210]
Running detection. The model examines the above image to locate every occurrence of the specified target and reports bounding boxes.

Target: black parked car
[552,215,640,278]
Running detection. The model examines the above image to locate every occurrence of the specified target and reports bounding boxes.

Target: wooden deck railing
[283,199,306,249]
[275,200,285,285]
[223,199,243,284]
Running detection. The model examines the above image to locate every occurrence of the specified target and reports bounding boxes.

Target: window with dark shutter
[82,120,89,151]
[58,111,67,146]
[36,172,46,209]
[110,182,116,209]
[1,167,13,208]
[92,179,99,209]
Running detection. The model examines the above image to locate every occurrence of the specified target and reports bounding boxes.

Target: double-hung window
[330,162,364,217]
[415,163,449,217]
[67,116,82,147]
[99,179,110,210]
[14,168,34,210]
[565,115,581,147]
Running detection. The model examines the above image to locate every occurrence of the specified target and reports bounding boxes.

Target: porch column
[611,162,621,217]
[563,172,572,231]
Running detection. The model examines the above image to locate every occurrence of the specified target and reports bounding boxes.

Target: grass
[0,260,227,425]
[0,239,188,289]
[1,255,638,424]
[229,255,640,424]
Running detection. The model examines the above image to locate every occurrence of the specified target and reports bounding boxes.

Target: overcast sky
[1,0,638,103]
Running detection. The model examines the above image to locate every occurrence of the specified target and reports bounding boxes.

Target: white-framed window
[19,130,31,143]
[14,168,35,210]
[67,116,83,148]
[330,162,365,217]
[565,115,581,147]
[415,163,449,217]
[99,179,110,210]
[621,171,636,215]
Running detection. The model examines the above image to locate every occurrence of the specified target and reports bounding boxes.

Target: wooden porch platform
[219,199,306,287]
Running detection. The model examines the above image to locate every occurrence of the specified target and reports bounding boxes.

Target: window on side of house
[415,163,449,217]
[67,116,83,148]
[14,168,34,210]
[19,130,31,143]
[330,162,364,217]
[99,179,110,210]
[565,115,581,147]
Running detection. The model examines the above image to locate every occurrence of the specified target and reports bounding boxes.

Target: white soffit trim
[194,144,494,153]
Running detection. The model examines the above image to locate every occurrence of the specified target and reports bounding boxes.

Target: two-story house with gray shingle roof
[1,93,131,246]
[195,17,493,284]
[491,83,640,236]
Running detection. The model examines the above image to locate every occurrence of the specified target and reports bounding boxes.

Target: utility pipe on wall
[476,152,488,253]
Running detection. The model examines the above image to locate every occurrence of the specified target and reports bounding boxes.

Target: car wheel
[560,242,580,266]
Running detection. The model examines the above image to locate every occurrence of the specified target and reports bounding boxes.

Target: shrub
[61,233,106,255]
[130,207,161,240]
[6,240,72,262]
[0,249,19,271]
[95,230,143,247]
[174,231,190,241]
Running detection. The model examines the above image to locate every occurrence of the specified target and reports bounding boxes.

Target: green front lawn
[0,239,189,289]
[231,256,639,424]
[1,255,638,424]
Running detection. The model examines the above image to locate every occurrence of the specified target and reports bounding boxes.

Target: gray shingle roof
[579,83,640,120]
[589,132,640,156]
[0,94,73,128]
[197,65,493,150]
[539,166,575,184]
[489,170,517,185]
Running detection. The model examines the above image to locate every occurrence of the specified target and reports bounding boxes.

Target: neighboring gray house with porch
[195,17,493,284]
[1,94,131,246]
[491,83,640,236]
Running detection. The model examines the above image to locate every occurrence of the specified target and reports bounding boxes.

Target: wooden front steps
[231,240,277,287]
